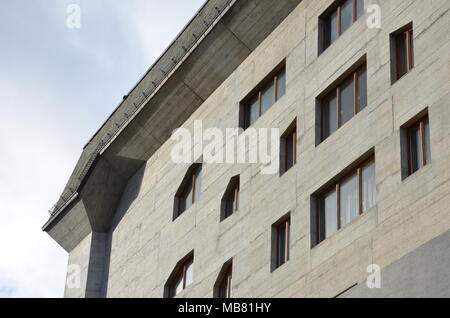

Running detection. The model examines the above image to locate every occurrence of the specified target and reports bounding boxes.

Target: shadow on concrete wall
[86,159,146,298]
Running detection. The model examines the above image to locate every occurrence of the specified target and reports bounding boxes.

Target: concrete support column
[85,231,110,298]
[64,231,110,298]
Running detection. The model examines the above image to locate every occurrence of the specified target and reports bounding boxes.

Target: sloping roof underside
[49,0,234,217]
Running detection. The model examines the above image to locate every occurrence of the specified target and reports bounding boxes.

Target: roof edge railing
[48,0,234,219]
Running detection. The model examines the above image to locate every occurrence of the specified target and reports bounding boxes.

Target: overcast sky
[0,0,205,297]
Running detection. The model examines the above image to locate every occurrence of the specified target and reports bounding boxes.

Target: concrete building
[43,0,450,298]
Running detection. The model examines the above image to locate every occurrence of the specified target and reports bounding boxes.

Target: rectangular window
[356,0,364,19]
[317,158,375,243]
[242,66,286,129]
[320,63,367,142]
[276,68,286,99]
[339,173,358,228]
[325,11,338,46]
[261,82,274,114]
[322,92,338,139]
[280,121,297,175]
[357,66,367,112]
[319,189,338,239]
[391,24,414,82]
[249,96,259,125]
[362,160,376,211]
[406,116,431,176]
[339,77,355,126]
[320,0,365,53]
[272,216,290,271]
[340,0,353,34]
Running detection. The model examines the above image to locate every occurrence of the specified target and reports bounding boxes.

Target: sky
[0,0,205,298]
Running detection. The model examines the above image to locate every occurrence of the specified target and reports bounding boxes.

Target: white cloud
[0,0,206,298]
[111,0,206,66]
[0,78,75,297]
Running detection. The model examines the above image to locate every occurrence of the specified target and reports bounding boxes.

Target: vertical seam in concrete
[182,80,206,104]
[222,23,253,53]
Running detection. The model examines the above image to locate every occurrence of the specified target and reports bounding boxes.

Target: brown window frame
[221,176,240,221]
[316,157,375,244]
[280,121,297,175]
[175,164,202,219]
[396,27,414,81]
[320,0,364,53]
[274,217,290,270]
[224,182,239,219]
[214,260,233,298]
[167,256,194,298]
[218,264,232,298]
[320,63,367,142]
[242,66,286,129]
[391,23,414,83]
[406,116,430,176]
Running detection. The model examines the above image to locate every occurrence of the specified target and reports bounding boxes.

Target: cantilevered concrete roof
[43,0,302,251]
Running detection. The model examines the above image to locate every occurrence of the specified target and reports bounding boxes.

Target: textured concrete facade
[341,230,450,298]
[48,0,450,298]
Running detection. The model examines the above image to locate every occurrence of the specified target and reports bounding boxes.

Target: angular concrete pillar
[64,231,110,298]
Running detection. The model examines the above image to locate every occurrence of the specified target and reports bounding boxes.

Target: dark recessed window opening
[214,261,232,298]
[174,164,202,219]
[221,175,240,221]
[391,23,414,83]
[405,115,431,176]
[320,63,367,142]
[280,120,297,175]
[272,216,290,271]
[316,157,376,244]
[165,255,194,298]
[320,0,365,53]
[241,66,286,129]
